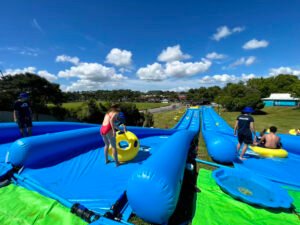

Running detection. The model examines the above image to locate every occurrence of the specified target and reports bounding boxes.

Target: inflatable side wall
[278,134,300,155]
[201,108,236,163]
[127,130,197,224]
[0,122,98,144]
[7,126,176,168]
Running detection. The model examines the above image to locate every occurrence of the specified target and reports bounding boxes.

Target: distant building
[161,99,169,103]
[262,93,299,107]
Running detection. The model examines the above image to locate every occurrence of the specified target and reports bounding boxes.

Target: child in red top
[100,105,121,166]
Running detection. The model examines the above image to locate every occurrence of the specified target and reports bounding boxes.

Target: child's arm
[233,120,238,136]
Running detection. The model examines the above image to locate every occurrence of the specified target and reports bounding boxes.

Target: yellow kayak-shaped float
[109,131,140,162]
[249,146,288,158]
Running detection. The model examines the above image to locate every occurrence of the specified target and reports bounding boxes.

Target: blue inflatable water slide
[0,108,200,225]
[201,106,300,189]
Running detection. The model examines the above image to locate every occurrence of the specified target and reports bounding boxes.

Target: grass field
[130,106,300,224]
[220,107,300,134]
[56,102,171,111]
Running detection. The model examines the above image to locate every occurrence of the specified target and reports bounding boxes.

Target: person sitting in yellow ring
[256,126,281,149]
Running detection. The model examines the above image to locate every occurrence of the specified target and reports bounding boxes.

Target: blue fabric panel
[234,153,300,189]
[174,110,194,130]
[0,122,98,144]
[19,135,170,214]
[127,130,197,224]
[0,143,11,162]
[279,134,300,155]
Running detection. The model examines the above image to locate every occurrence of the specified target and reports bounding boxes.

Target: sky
[0,0,300,92]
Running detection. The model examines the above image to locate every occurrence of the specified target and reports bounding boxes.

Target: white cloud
[61,79,110,91]
[136,63,167,81]
[136,59,211,81]
[37,70,57,82]
[212,26,245,41]
[165,60,211,77]
[269,67,300,76]
[243,39,269,50]
[4,67,36,75]
[206,52,226,60]
[4,67,57,82]
[169,86,191,92]
[230,56,256,67]
[157,45,191,62]
[105,48,132,67]
[240,73,257,82]
[58,62,127,82]
[199,73,256,84]
[56,55,80,65]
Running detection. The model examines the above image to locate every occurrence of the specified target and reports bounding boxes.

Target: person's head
[241,106,255,114]
[108,104,120,113]
[18,92,29,102]
[269,126,277,133]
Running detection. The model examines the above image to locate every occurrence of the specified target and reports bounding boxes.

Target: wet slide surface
[202,107,300,189]
[7,108,200,222]
[20,135,169,214]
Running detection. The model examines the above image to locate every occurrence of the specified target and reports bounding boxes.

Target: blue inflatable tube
[7,126,176,168]
[7,127,101,168]
[278,134,300,155]
[202,131,236,163]
[0,122,98,144]
[127,130,197,224]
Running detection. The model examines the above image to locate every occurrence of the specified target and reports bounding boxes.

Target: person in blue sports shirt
[234,106,256,160]
[13,92,33,137]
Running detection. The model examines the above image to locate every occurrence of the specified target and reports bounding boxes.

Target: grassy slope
[59,102,171,111]
[220,107,300,134]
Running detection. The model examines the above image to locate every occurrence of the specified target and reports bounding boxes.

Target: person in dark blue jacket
[234,106,256,160]
[13,93,32,137]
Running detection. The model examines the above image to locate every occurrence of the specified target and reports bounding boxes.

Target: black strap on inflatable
[0,164,19,188]
[70,203,100,223]
[105,191,128,221]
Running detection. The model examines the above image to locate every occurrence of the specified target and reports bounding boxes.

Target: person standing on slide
[13,92,33,137]
[234,106,256,160]
[100,105,121,167]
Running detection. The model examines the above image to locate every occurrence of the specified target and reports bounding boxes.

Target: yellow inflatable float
[249,146,288,158]
[109,131,140,162]
[289,129,299,135]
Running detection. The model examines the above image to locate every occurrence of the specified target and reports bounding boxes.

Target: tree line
[1,73,299,119]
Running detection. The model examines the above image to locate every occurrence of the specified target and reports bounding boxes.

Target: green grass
[152,108,186,128]
[50,102,171,111]
[220,107,300,134]
[134,102,171,110]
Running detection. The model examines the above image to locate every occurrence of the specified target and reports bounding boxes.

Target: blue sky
[0,0,300,92]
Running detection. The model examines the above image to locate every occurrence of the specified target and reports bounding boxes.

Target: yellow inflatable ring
[289,129,298,135]
[109,131,140,162]
[250,146,288,158]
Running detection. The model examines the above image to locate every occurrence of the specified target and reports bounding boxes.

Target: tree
[219,82,264,111]
[0,73,64,118]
